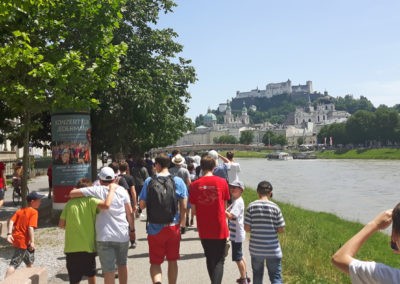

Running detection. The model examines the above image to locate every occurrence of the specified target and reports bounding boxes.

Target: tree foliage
[213,135,238,144]
[91,0,196,157]
[239,130,254,145]
[262,131,287,146]
[0,0,127,205]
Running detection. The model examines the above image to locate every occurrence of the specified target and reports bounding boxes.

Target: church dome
[204,112,217,122]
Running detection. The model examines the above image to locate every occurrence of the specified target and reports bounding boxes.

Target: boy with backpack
[139,153,188,284]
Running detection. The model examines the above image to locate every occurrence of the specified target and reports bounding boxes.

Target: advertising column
[51,113,91,210]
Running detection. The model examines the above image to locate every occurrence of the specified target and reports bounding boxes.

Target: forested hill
[195,93,380,126]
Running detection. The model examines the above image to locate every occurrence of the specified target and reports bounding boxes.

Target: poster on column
[51,113,91,209]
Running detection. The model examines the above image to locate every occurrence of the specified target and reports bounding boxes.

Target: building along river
[237,158,400,225]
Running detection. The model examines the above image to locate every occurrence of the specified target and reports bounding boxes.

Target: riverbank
[234,147,400,159]
[242,189,396,283]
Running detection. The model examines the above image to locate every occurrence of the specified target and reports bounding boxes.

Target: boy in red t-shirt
[5,191,44,278]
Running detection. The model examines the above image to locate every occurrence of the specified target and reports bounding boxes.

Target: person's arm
[97,183,117,210]
[125,202,136,240]
[6,220,14,244]
[130,185,137,212]
[277,227,285,233]
[331,209,393,274]
[244,224,251,232]
[28,226,35,250]
[218,153,230,163]
[58,218,66,229]
[69,188,84,198]
[191,204,196,215]
[179,198,188,227]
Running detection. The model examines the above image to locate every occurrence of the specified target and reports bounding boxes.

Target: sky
[157,0,400,120]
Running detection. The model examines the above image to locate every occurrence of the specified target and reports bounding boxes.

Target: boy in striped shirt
[244,181,285,284]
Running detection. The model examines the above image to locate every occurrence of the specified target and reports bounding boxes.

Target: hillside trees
[91,0,196,157]
[0,0,127,205]
[318,107,400,146]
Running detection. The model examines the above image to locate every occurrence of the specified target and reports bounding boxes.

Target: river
[236,158,400,225]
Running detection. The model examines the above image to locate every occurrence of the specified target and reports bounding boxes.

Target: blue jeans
[251,255,282,284]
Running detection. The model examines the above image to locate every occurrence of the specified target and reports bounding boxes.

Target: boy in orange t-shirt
[5,191,44,278]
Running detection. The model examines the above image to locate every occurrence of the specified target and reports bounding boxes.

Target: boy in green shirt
[59,178,116,284]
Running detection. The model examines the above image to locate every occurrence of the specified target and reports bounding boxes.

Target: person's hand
[129,230,136,240]
[6,234,13,244]
[371,209,393,230]
[108,183,118,191]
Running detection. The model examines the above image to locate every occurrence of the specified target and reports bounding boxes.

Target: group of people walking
[3,150,288,284]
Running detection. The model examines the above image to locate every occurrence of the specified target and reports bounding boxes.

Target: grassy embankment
[316,148,400,159]
[234,148,400,159]
[242,188,396,283]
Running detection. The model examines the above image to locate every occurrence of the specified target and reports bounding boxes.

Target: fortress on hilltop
[235,79,313,99]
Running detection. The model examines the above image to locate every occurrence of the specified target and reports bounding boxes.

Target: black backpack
[146,175,177,224]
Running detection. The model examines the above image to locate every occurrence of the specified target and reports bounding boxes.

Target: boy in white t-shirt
[332,203,400,283]
[226,180,250,284]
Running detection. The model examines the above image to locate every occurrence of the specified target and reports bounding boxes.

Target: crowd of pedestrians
[2,150,288,284]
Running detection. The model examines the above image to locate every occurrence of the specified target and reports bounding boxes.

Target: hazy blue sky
[158,1,400,120]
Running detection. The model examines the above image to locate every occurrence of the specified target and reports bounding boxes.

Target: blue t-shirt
[139,174,188,235]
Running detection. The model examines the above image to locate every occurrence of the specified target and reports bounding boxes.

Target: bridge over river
[152,143,280,154]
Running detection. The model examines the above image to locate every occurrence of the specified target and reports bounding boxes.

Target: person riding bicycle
[12,161,23,195]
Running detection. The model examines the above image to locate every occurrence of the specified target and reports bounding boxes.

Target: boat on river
[266,151,293,160]
[292,151,317,159]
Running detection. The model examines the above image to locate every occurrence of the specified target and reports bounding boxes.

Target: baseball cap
[208,150,218,160]
[229,180,245,190]
[98,166,116,181]
[27,191,45,202]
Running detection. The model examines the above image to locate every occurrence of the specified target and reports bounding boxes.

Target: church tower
[241,101,250,125]
[224,100,234,124]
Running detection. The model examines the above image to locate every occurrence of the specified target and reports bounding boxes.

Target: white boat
[266,151,293,161]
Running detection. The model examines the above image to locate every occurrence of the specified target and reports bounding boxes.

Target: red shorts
[148,224,180,265]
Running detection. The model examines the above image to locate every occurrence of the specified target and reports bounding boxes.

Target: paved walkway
[1,175,271,283]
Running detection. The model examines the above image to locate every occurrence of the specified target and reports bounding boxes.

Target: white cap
[98,167,115,181]
[208,150,218,160]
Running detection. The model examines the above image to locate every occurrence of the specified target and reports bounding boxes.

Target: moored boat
[266,151,293,160]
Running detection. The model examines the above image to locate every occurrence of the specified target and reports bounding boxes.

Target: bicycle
[12,179,29,206]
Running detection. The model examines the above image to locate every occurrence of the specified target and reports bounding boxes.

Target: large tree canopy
[0,0,127,205]
[91,0,197,156]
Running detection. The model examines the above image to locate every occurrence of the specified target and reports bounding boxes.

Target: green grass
[242,188,396,283]
[316,148,400,159]
[234,150,271,158]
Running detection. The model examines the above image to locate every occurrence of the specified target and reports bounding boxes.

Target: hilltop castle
[235,79,313,99]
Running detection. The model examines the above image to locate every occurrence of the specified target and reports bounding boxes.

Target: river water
[236,158,400,225]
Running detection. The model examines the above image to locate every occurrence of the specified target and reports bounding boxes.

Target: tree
[90,0,196,158]
[0,0,126,206]
[345,110,376,146]
[240,130,254,145]
[374,106,399,145]
[214,135,238,144]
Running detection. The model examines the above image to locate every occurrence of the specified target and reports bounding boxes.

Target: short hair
[226,151,234,160]
[76,178,92,188]
[392,203,400,238]
[257,181,273,196]
[108,161,119,173]
[119,161,128,172]
[155,153,171,169]
[200,156,216,172]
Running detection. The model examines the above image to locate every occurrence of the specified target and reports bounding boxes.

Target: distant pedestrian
[47,164,52,199]
[0,161,7,208]
[139,153,187,284]
[59,178,117,284]
[225,151,241,183]
[225,180,250,284]
[208,150,229,181]
[69,167,135,284]
[244,181,285,284]
[5,191,44,278]
[190,155,230,284]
